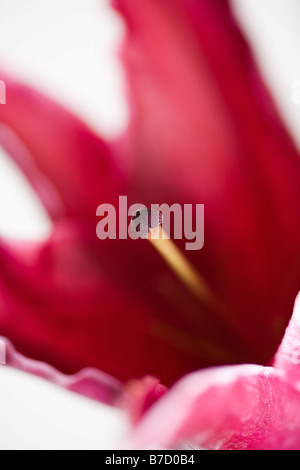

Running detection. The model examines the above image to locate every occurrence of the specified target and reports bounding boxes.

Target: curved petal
[128,364,300,450]
[0,336,122,406]
[114,0,300,363]
[0,70,123,221]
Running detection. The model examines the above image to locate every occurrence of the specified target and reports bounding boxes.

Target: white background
[0,0,299,450]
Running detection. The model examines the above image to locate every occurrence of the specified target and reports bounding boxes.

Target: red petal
[128,364,300,450]
[0,71,123,221]
[0,224,213,385]
[114,0,300,362]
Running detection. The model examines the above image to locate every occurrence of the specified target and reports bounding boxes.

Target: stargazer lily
[1,0,300,450]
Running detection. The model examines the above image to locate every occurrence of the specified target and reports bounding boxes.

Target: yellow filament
[149,226,215,308]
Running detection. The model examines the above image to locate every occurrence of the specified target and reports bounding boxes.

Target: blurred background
[0,0,299,449]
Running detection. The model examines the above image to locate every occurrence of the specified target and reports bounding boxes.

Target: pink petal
[114,0,300,365]
[128,364,300,450]
[0,70,123,221]
[0,336,123,406]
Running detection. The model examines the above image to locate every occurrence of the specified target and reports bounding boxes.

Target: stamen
[131,209,215,308]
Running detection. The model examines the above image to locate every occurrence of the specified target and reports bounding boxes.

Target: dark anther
[131,209,163,238]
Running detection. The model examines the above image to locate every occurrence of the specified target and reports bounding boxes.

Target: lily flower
[1,0,300,449]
